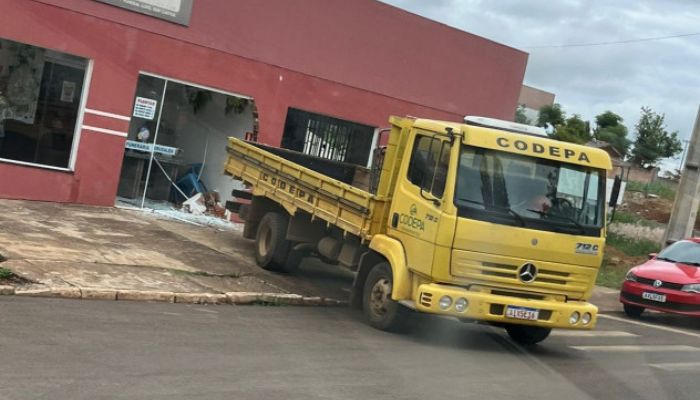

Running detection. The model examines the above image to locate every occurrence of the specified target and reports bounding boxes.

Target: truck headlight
[569,311,580,325]
[439,296,453,310]
[454,298,469,313]
[581,312,592,325]
[625,270,638,282]
[681,284,700,293]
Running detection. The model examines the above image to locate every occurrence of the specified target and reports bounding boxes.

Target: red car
[620,238,700,317]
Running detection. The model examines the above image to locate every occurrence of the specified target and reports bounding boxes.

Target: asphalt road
[1,297,699,400]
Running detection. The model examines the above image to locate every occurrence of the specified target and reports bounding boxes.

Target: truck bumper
[413,283,598,330]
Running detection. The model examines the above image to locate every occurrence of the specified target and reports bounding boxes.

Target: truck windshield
[454,146,605,236]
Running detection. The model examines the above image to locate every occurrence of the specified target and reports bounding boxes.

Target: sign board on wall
[133,96,158,120]
[125,140,178,156]
[95,0,193,26]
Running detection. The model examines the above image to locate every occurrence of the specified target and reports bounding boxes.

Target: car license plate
[642,292,667,303]
[505,306,539,321]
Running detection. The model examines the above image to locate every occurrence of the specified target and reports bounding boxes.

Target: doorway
[116,73,257,209]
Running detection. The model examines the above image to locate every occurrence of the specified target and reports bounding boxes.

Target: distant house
[517,85,555,125]
[585,139,658,183]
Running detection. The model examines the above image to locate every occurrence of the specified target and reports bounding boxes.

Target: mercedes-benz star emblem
[518,263,538,283]
[653,279,663,288]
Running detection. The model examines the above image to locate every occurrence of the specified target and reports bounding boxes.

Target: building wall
[626,166,659,184]
[0,0,528,206]
[34,0,528,121]
[518,85,555,111]
[518,85,555,125]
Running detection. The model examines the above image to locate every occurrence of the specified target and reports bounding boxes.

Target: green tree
[537,103,565,128]
[514,104,530,124]
[630,107,683,168]
[551,114,591,144]
[593,111,631,158]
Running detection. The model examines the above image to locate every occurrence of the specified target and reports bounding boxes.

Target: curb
[0,285,347,307]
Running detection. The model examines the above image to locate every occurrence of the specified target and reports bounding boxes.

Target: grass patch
[606,232,660,257]
[0,267,13,280]
[626,180,675,200]
[611,210,658,227]
[596,262,629,289]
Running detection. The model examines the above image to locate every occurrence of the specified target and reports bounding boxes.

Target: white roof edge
[464,116,548,137]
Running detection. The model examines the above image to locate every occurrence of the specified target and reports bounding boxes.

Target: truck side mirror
[609,175,622,207]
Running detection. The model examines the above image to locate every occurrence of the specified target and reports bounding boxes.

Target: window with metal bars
[281,108,375,166]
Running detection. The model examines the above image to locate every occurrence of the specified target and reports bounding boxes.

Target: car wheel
[623,303,645,318]
[362,262,409,332]
[505,325,551,346]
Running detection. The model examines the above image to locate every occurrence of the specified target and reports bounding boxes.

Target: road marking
[648,362,700,372]
[572,345,699,353]
[552,330,638,338]
[599,314,700,339]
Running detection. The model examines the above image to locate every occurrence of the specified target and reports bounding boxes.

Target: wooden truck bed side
[224,138,389,239]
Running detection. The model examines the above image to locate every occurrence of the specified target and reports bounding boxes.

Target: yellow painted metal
[225,138,387,239]
[368,234,412,300]
[414,282,599,329]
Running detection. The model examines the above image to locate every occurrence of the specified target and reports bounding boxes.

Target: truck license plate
[505,306,539,321]
[642,292,666,303]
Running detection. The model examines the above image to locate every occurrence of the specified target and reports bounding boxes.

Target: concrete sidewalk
[0,199,353,304]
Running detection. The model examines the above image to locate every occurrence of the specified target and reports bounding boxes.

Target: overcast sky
[380,0,700,170]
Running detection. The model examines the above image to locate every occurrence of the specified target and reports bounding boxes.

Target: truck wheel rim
[258,225,272,256]
[369,278,391,316]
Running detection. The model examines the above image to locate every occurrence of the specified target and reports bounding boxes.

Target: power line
[523,32,700,49]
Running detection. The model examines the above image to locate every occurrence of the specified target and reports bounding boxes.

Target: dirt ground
[622,195,672,224]
[621,192,700,230]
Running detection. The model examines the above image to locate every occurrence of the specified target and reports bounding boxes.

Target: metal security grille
[281,108,375,166]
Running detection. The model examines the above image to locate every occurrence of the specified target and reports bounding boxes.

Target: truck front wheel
[505,325,551,346]
[362,262,409,332]
[255,212,291,272]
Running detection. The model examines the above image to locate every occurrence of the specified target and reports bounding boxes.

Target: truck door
[388,132,452,277]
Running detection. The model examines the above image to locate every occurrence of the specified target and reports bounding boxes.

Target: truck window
[455,146,605,236]
[407,135,451,198]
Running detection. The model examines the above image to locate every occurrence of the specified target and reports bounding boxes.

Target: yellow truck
[224,116,618,345]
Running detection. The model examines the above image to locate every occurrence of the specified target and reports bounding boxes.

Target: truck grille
[452,251,593,297]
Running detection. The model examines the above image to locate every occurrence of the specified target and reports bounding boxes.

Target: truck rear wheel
[255,212,291,272]
[362,262,409,332]
[505,325,551,346]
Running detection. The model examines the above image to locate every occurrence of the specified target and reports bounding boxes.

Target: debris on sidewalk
[116,197,242,231]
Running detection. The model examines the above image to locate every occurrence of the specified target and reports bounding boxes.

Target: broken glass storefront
[117,73,257,210]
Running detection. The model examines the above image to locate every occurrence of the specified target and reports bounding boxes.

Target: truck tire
[623,303,645,318]
[255,212,290,271]
[505,325,551,346]
[281,245,308,273]
[362,262,409,332]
